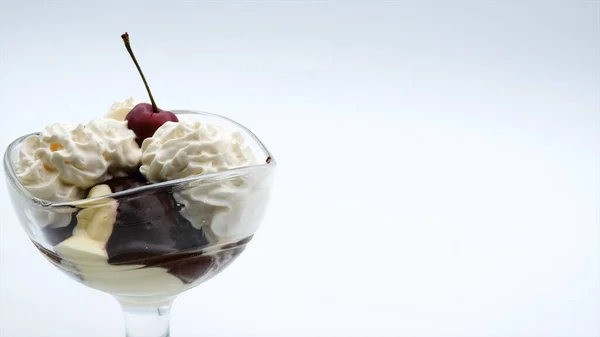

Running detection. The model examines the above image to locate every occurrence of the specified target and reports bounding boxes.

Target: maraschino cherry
[121,32,178,146]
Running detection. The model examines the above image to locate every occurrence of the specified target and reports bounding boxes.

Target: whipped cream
[139,118,265,239]
[105,97,135,121]
[15,134,84,202]
[14,117,142,201]
[35,123,110,188]
[87,118,141,177]
[177,172,272,241]
[14,158,84,202]
[140,119,256,182]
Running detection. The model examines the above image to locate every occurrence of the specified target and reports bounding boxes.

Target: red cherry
[120,33,178,145]
[125,103,178,146]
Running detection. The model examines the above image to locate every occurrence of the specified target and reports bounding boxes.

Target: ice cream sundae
[5,33,274,307]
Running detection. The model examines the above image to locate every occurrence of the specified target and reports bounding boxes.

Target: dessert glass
[3,110,276,337]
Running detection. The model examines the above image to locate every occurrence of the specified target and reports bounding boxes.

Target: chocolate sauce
[104,175,210,264]
[103,174,238,283]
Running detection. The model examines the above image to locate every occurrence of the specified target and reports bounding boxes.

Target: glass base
[119,297,174,337]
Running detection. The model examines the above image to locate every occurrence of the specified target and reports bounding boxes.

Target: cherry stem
[121,32,159,113]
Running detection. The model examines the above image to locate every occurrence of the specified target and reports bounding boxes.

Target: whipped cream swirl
[140,119,256,182]
[14,118,141,202]
[36,123,110,188]
[14,136,84,202]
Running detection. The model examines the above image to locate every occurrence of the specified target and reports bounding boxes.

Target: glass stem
[121,304,172,337]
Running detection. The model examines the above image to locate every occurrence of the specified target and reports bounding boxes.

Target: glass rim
[3,109,276,209]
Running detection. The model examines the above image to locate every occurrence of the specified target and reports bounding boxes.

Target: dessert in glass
[2,33,275,337]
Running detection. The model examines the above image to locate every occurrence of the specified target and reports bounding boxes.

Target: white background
[1,1,599,336]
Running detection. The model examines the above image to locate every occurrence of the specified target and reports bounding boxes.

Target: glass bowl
[3,110,276,337]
